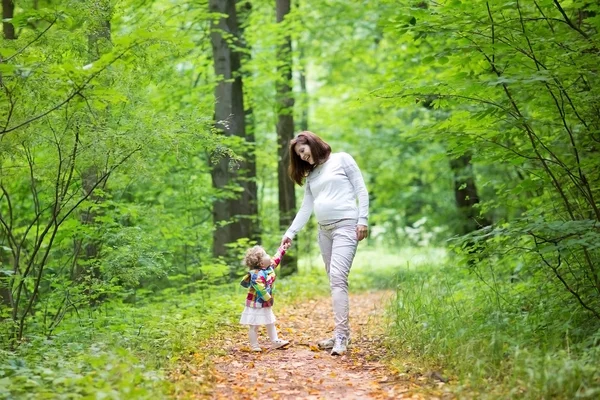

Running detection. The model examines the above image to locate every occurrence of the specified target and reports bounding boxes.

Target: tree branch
[533,1,555,33]
[533,235,600,319]
[15,144,142,340]
[0,43,141,136]
[486,2,495,65]
[5,18,57,62]
[552,0,589,39]
[517,1,599,220]
[370,90,514,115]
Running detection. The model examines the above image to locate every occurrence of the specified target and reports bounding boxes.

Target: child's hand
[281,236,292,247]
[282,242,291,251]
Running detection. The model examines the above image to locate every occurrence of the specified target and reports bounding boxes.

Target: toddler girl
[239,243,291,351]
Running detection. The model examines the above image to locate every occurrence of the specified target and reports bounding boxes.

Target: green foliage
[1,0,599,398]
[0,245,399,398]
[0,343,168,399]
[350,3,600,396]
[0,0,231,344]
[0,282,241,399]
[388,258,600,399]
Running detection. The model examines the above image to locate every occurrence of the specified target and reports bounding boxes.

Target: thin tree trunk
[295,36,317,264]
[276,0,297,274]
[1,0,15,312]
[419,94,490,236]
[237,0,260,245]
[298,46,308,132]
[0,245,13,315]
[449,153,490,235]
[209,0,256,258]
[2,0,15,39]
[74,1,113,281]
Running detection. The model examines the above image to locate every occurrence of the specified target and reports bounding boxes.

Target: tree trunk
[209,0,256,258]
[2,0,15,39]
[1,0,14,312]
[74,1,113,281]
[276,0,297,274]
[449,153,490,235]
[77,165,102,280]
[237,0,260,245]
[298,46,308,132]
[294,38,317,264]
[0,247,13,315]
[419,94,490,236]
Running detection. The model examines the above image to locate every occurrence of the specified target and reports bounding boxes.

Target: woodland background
[1,0,599,398]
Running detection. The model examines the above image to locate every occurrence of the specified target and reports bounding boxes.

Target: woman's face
[295,144,314,165]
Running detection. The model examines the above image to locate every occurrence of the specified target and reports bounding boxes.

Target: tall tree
[376,0,600,315]
[209,0,257,258]
[0,0,213,344]
[275,0,297,273]
[72,0,114,283]
[0,0,15,313]
[237,0,260,245]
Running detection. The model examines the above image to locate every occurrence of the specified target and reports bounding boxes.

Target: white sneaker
[250,345,262,352]
[330,335,348,356]
[318,335,351,350]
[271,339,290,349]
[317,337,335,349]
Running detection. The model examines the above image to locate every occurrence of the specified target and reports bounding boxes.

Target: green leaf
[0,64,16,74]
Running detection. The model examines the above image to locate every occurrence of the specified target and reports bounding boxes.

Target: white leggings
[318,219,358,338]
[248,324,279,346]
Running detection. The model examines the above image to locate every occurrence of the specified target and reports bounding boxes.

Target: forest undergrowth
[2,246,599,399]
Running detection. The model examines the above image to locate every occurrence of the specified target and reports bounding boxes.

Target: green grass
[298,245,447,292]
[384,255,600,399]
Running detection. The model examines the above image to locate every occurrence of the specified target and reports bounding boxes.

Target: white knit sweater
[284,152,369,240]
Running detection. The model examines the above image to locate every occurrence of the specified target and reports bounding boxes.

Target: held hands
[356,225,368,241]
[281,236,292,248]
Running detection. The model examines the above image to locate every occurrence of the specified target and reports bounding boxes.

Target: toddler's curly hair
[243,245,266,268]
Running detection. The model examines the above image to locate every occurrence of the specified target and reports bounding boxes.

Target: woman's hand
[356,225,368,241]
[281,236,292,247]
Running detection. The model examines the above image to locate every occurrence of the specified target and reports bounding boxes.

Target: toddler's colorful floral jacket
[240,246,286,308]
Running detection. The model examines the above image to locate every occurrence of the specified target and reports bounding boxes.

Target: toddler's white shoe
[250,345,262,352]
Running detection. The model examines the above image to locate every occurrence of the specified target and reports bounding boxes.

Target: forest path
[206,290,446,400]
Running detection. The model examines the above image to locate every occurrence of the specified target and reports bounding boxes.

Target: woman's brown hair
[288,131,332,186]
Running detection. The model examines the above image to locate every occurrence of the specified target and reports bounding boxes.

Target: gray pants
[318,219,358,338]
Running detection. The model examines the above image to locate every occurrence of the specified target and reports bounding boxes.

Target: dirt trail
[207,291,448,399]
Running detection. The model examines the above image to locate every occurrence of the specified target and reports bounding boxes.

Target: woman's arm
[282,184,314,242]
[341,153,369,240]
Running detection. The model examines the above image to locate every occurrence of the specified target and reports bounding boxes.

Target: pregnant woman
[281,131,369,356]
